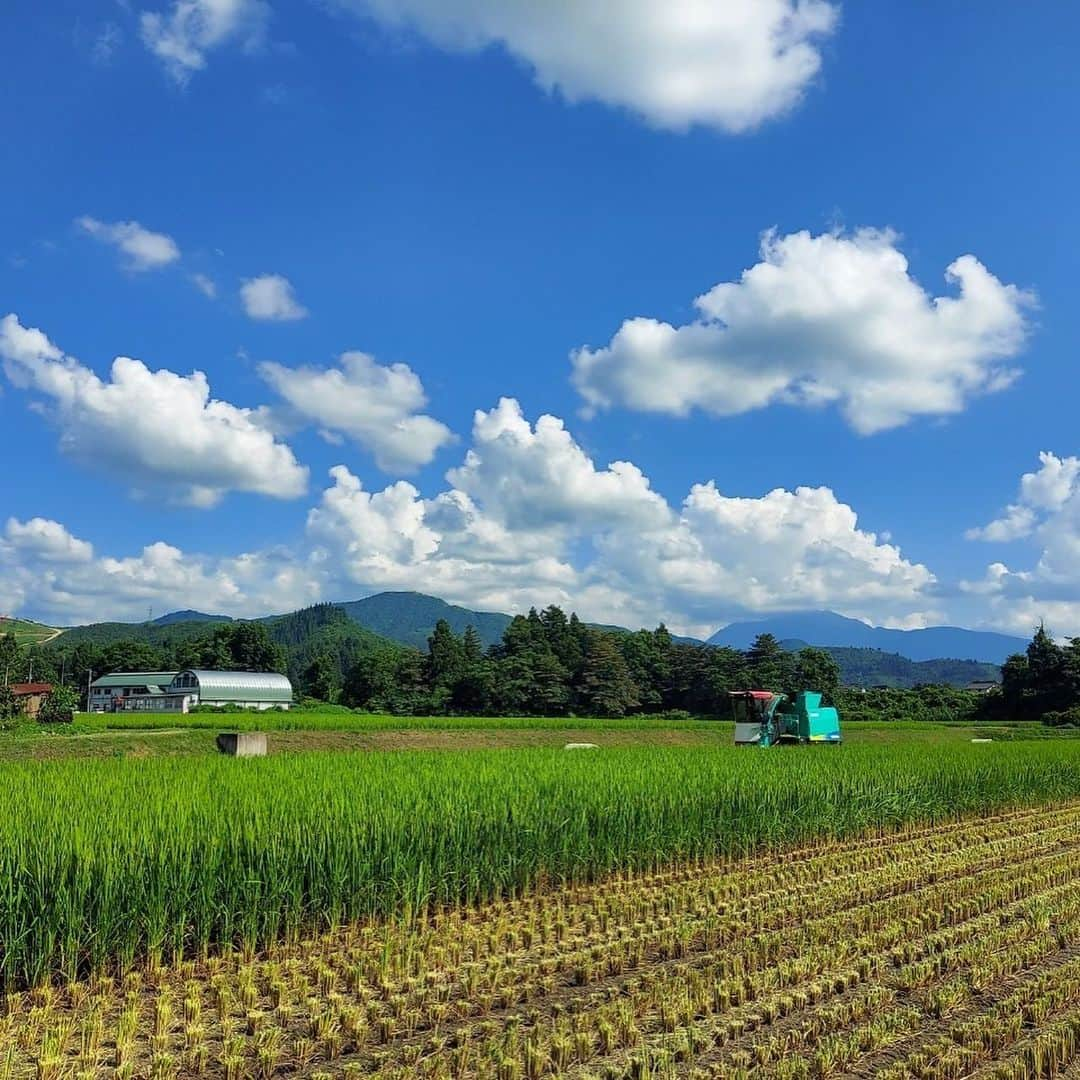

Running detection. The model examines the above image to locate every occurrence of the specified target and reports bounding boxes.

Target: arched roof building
[170,670,292,708]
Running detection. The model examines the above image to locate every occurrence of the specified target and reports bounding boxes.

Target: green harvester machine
[730,690,842,747]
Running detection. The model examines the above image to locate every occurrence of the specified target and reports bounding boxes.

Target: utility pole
[86,668,92,713]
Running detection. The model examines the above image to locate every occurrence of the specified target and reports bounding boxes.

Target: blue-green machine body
[730,690,842,747]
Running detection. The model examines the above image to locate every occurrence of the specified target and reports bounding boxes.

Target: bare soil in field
[4,801,1080,1078]
[0,726,729,760]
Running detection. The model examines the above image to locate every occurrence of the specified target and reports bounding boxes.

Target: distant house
[965,680,1001,695]
[89,672,178,713]
[117,670,293,713]
[9,683,54,719]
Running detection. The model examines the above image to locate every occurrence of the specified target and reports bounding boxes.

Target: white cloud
[259,350,454,472]
[191,272,217,298]
[447,398,671,532]
[240,274,308,321]
[0,363,939,629]
[0,313,308,507]
[958,561,1012,596]
[0,523,319,626]
[588,481,937,635]
[1019,451,1080,512]
[960,452,1080,636]
[307,398,934,636]
[968,452,1080,544]
[140,0,269,84]
[573,228,1035,434]
[4,518,93,564]
[305,466,582,620]
[338,0,838,133]
[964,505,1036,543]
[77,216,181,272]
[4,395,936,633]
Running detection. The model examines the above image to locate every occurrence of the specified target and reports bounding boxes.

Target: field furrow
[2,799,1080,1078]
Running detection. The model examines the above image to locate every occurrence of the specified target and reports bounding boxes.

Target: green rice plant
[74,710,726,733]
[0,742,1078,987]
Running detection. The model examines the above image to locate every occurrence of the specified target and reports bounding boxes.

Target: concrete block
[216,732,268,757]
[563,742,599,750]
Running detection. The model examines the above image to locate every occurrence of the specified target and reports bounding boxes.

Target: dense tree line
[996,624,1080,726]
[824,647,1000,689]
[0,621,287,709]
[9,605,1078,726]
[338,610,842,717]
[833,685,982,725]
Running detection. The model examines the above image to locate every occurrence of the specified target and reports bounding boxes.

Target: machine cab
[730,690,782,745]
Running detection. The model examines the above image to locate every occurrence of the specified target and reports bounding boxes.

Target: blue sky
[2,0,1079,637]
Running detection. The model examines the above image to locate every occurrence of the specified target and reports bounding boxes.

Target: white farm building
[89,672,178,712]
[90,670,292,713]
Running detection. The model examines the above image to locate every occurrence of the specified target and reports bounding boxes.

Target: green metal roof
[91,672,178,689]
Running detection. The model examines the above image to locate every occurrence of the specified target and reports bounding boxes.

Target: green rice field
[62,708,1077,737]
[2,739,1080,989]
[71,709,718,732]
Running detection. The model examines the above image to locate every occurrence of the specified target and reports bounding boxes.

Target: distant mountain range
[147,594,657,653]
[25,594,1028,688]
[709,610,1027,665]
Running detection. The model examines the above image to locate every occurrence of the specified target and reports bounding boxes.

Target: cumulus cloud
[447,398,671,532]
[0,520,319,626]
[307,398,934,636]
[588,482,937,634]
[0,314,308,507]
[240,274,308,321]
[960,452,1080,636]
[77,216,181,272]
[967,452,1080,544]
[4,518,93,564]
[573,228,1035,434]
[337,0,838,132]
[140,0,269,84]
[259,350,454,472]
[0,393,938,632]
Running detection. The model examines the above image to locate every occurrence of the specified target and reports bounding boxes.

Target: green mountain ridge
[39,605,403,688]
[778,640,1000,689]
[335,592,512,651]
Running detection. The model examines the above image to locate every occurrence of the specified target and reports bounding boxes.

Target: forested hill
[788,644,1001,689]
[151,610,232,626]
[36,604,403,691]
[336,592,512,650]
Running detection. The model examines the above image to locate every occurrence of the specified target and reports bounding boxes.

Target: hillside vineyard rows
[2,800,1080,1079]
